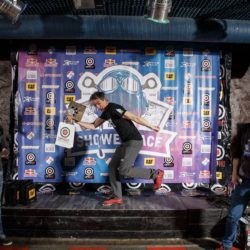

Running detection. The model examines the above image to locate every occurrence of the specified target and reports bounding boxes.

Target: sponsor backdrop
[17,45,220,184]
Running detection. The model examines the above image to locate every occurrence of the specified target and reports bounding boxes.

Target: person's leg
[107,145,124,199]
[222,179,250,249]
[118,140,155,179]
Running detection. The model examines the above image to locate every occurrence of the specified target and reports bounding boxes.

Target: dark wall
[230,44,250,79]
[0,41,12,145]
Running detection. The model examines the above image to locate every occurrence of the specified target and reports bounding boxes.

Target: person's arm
[230,124,243,185]
[77,117,105,130]
[66,115,105,130]
[123,111,160,132]
[0,147,9,159]
[0,138,8,159]
[0,133,8,159]
[231,158,241,185]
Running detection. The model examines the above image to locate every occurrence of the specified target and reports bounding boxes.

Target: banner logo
[45,166,55,179]
[201,59,211,71]
[45,107,56,116]
[85,57,95,69]
[144,158,155,166]
[182,142,192,154]
[84,167,94,179]
[60,127,70,138]
[25,153,36,165]
[202,120,212,132]
[165,72,175,80]
[64,80,75,93]
[163,155,174,167]
[26,82,37,91]
[46,91,56,104]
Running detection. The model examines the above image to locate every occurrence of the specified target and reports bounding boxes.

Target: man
[0,125,12,246]
[67,91,164,206]
[220,123,250,250]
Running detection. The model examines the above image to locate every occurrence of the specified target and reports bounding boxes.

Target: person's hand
[231,172,241,185]
[66,115,76,123]
[151,125,160,132]
[0,148,9,159]
[226,173,241,196]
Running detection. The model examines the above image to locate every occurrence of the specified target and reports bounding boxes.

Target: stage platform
[2,188,229,239]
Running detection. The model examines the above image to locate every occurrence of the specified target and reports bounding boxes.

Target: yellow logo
[16,190,20,200]
[45,107,56,116]
[105,46,116,55]
[183,97,193,105]
[165,72,175,80]
[26,82,37,91]
[201,109,211,117]
[144,158,155,166]
[64,95,76,104]
[145,47,156,55]
[216,172,222,180]
[28,188,36,199]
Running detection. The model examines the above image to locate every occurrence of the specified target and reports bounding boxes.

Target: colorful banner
[17,45,219,183]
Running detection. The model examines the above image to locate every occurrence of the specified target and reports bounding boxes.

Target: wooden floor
[2,189,229,239]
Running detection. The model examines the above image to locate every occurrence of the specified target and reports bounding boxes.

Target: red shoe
[218,244,232,250]
[153,169,164,190]
[102,197,124,206]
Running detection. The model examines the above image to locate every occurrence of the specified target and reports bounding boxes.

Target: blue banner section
[18,46,219,183]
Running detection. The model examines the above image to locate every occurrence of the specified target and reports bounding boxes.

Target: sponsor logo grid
[17,47,220,183]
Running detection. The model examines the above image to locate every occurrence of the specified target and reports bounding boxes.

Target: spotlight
[73,0,106,9]
[145,0,172,24]
[73,0,95,9]
[0,0,27,23]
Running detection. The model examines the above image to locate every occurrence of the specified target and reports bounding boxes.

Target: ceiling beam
[0,15,249,43]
